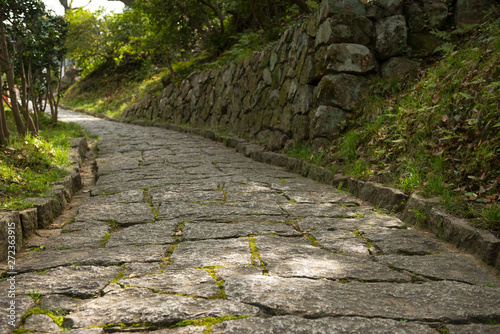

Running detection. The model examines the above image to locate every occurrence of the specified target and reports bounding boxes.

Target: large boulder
[314,43,376,77]
[405,0,449,32]
[315,13,373,47]
[310,106,347,138]
[317,0,367,24]
[375,15,408,60]
[314,74,370,111]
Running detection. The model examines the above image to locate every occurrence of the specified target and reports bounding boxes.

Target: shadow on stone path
[1,109,499,334]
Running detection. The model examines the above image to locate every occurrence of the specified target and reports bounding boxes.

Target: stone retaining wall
[0,138,87,261]
[122,0,493,150]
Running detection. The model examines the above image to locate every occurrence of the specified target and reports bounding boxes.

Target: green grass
[0,112,85,210]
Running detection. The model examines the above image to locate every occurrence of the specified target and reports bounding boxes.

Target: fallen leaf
[433,94,441,104]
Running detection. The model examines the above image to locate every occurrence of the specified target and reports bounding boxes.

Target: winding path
[2,108,499,333]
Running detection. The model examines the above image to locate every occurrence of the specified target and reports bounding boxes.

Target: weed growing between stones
[170,316,251,333]
[25,290,42,307]
[22,307,64,328]
[110,267,125,284]
[198,266,228,300]
[409,209,427,228]
[248,236,267,273]
[337,277,367,284]
[151,289,199,298]
[163,244,179,266]
[100,233,111,247]
[22,246,46,259]
[107,219,119,229]
[305,233,321,248]
[88,322,156,330]
[142,188,159,220]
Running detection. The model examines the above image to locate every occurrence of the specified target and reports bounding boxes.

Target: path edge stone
[0,137,88,262]
[62,106,500,271]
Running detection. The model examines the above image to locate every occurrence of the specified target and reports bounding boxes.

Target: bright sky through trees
[42,0,124,15]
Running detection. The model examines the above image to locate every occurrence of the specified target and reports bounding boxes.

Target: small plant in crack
[107,219,119,229]
[26,290,42,305]
[142,188,159,220]
[199,266,228,300]
[22,307,64,328]
[110,267,125,284]
[248,236,267,272]
[101,233,112,247]
[305,233,320,248]
[170,316,251,331]
[163,244,179,266]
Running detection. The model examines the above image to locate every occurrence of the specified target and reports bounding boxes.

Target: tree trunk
[18,55,37,134]
[53,57,66,125]
[0,15,26,136]
[28,60,39,132]
[46,63,59,125]
[0,65,10,146]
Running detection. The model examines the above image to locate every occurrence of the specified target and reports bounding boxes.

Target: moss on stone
[101,233,111,247]
[22,307,64,328]
[170,315,251,333]
[305,233,321,247]
[110,267,125,283]
[248,236,266,270]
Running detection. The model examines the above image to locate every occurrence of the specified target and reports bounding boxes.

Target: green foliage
[0,112,85,209]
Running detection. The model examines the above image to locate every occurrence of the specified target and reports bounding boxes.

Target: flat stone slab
[254,236,410,282]
[446,324,500,333]
[149,327,206,334]
[124,262,162,278]
[152,190,224,204]
[16,245,167,273]
[281,202,375,219]
[45,330,104,334]
[297,216,405,231]
[170,239,251,268]
[376,254,500,286]
[158,201,283,220]
[182,221,300,240]
[106,220,178,247]
[16,266,122,297]
[309,229,372,256]
[65,287,260,328]
[76,201,155,225]
[362,228,449,255]
[24,313,61,331]
[48,226,110,250]
[96,157,139,173]
[224,275,500,322]
[211,315,437,333]
[283,190,355,204]
[120,266,219,298]
[0,294,35,333]
[40,294,88,314]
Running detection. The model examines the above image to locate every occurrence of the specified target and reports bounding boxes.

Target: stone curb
[0,137,88,262]
[65,107,500,270]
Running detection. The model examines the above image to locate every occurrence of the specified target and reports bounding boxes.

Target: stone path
[2,109,500,334]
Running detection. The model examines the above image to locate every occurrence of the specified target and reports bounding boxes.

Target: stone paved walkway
[2,109,500,334]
